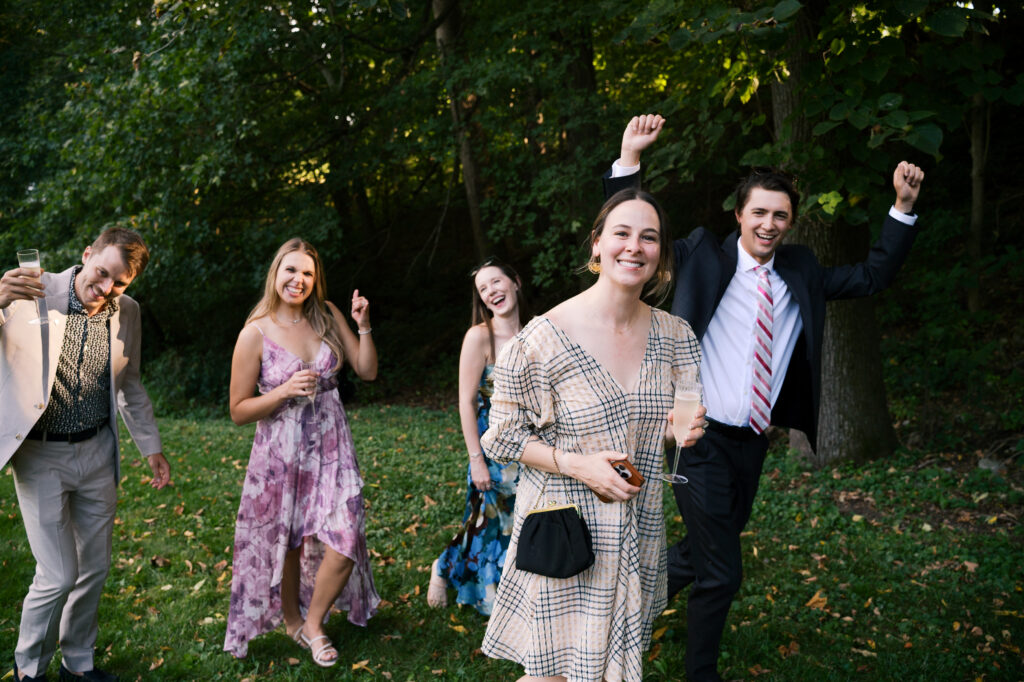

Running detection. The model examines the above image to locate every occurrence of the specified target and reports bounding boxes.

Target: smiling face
[275,251,316,306]
[591,199,662,289]
[474,265,519,318]
[736,187,794,264]
[75,245,137,315]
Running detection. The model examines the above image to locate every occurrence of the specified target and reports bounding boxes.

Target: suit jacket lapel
[773,251,814,347]
[717,231,740,305]
[41,267,75,400]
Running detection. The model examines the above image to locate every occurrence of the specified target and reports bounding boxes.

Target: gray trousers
[11,425,117,677]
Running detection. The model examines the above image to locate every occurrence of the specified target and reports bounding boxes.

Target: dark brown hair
[734,167,800,224]
[470,257,531,362]
[586,188,673,305]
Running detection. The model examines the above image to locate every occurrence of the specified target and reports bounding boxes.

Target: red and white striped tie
[750,265,773,433]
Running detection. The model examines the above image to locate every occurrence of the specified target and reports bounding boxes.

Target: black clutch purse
[516,501,594,578]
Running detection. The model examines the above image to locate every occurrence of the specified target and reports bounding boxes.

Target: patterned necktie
[750,265,773,433]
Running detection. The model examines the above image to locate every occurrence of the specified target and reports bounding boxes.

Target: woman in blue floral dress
[426,258,530,615]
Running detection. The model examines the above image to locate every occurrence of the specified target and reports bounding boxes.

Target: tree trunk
[802,223,899,467]
[967,72,986,314]
[433,0,487,262]
[771,4,898,466]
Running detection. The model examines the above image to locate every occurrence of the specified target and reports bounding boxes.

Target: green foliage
[0,412,1020,679]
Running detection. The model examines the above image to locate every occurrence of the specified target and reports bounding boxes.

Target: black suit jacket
[604,171,919,451]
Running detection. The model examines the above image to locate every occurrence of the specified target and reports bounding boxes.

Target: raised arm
[822,162,926,300]
[604,114,667,198]
[330,292,377,381]
[618,113,666,168]
[893,160,925,215]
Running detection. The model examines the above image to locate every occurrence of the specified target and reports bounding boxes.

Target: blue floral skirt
[435,456,518,616]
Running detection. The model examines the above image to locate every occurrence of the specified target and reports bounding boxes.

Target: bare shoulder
[236,319,265,348]
[462,323,491,352]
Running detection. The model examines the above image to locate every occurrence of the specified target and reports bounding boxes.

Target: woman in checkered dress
[480,189,707,681]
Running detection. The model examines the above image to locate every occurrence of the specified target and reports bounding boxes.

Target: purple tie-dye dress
[224,333,380,658]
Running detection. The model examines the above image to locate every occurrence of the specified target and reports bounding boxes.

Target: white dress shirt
[702,246,801,425]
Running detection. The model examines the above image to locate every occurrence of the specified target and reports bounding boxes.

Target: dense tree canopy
[1,0,1021,462]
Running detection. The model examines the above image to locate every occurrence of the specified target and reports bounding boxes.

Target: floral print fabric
[224,333,380,658]
[435,365,519,616]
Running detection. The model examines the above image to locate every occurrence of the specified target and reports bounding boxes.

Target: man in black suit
[603,114,924,681]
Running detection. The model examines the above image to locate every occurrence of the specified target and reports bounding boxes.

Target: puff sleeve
[479,325,555,464]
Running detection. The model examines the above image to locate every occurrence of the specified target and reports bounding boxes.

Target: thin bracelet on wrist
[358,327,372,335]
[468,451,483,459]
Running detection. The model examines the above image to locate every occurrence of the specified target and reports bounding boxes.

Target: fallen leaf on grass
[149,658,164,670]
[423,495,437,507]
[748,663,771,675]
[352,659,374,673]
[805,591,828,610]
[449,624,468,634]
[150,555,171,568]
[851,647,877,657]
[287,657,300,665]
[778,640,799,658]
[647,643,661,661]
[652,626,668,641]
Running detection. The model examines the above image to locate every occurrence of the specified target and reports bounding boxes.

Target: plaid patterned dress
[480,309,701,681]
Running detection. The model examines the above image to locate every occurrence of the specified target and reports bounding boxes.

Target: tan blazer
[0,266,162,479]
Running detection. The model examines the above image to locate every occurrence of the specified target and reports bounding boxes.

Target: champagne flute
[16,249,50,325]
[664,372,701,484]
[299,361,318,418]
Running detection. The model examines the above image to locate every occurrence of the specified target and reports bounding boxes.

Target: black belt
[27,425,101,443]
[705,418,761,441]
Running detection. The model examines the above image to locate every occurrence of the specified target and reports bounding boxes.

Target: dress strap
[251,323,266,337]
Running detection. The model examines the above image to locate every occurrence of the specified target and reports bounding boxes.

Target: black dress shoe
[58,665,118,682]
[12,661,48,681]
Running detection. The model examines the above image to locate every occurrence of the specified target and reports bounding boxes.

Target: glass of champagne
[664,372,701,484]
[16,249,49,325]
[300,361,318,418]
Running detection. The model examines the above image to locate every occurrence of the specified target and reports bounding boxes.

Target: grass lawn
[1,405,1021,680]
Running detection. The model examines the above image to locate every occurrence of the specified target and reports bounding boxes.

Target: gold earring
[587,259,601,275]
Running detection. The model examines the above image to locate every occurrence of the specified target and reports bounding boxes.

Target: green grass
[1,407,1021,681]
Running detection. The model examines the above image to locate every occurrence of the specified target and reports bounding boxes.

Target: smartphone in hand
[596,459,645,503]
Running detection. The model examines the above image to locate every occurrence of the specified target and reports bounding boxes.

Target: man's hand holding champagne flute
[0,249,48,323]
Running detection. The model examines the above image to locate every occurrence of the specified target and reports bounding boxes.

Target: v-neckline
[262,335,327,366]
[541,314,655,395]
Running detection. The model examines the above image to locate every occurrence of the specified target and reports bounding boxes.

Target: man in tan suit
[0,228,171,682]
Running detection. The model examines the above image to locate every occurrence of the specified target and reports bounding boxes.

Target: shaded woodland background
[1,0,1021,466]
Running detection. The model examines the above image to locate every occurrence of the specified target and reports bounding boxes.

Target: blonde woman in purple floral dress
[224,238,380,666]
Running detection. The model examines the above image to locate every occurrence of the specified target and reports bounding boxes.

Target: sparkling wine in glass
[299,361,318,418]
[664,373,701,484]
[16,249,49,325]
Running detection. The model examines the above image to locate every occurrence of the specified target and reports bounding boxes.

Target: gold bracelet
[551,445,562,475]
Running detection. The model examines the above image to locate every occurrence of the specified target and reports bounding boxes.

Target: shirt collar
[734,237,776,274]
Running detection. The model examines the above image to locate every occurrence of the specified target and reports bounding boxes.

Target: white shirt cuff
[889,205,917,225]
[611,160,641,178]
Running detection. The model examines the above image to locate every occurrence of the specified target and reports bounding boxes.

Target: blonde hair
[246,238,345,371]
